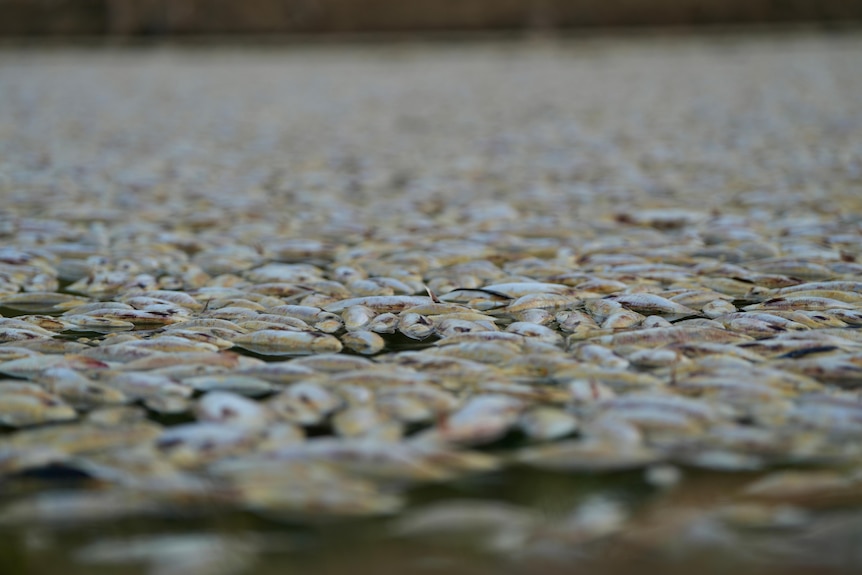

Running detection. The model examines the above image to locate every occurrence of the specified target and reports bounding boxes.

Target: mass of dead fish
[2,204,862,533]
[2,33,862,574]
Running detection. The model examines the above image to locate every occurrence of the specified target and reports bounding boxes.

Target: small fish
[340,330,386,355]
[232,330,343,355]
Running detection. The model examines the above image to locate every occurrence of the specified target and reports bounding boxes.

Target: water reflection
[2,466,861,575]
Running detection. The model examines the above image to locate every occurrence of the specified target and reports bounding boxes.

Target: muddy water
[1,461,860,574]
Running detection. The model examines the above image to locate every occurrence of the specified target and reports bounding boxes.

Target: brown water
[2,456,861,575]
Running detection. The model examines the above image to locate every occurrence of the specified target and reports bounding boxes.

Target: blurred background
[2,0,861,37]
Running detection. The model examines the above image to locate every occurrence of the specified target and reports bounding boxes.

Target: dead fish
[0,339,90,355]
[667,342,765,363]
[699,277,771,299]
[701,299,738,318]
[375,395,438,425]
[165,318,247,333]
[211,456,404,516]
[607,293,699,318]
[555,365,665,391]
[477,282,573,298]
[572,344,630,369]
[504,322,563,345]
[61,315,136,331]
[0,292,88,313]
[195,391,273,428]
[81,308,188,326]
[584,298,624,324]
[512,308,555,325]
[623,347,686,368]
[568,278,629,294]
[555,310,601,339]
[340,330,386,355]
[825,309,862,326]
[233,320,305,333]
[774,281,862,295]
[323,296,433,314]
[91,371,193,401]
[498,293,581,315]
[790,395,862,436]
[398,313,435,340]
[133,290,205,311]
[427,341,522,367]
[402,302,475,316]
[156,329,235,350]
[0,354,108,379]
[231,330,343,355]
[519,407,578,441]
[120,352,246,372]
[367,312,400,334]
[267,382,342,426]
[233,361,317,384]
[37,367,128,408]
[602,309,646,330]
[290,354,376,372]
[747,259,834,280]
[757,310,848,329]
[437,288,511,310]
[182,375,274,397]
[775,354,862,387]
[0,347,40,362]
[0,327,54,344]
[0,385,77,427]
[157,422,262,468]
[435,332,525,347]
[515,438,658,472]
[6,315,67,332]
[342,305,377,331]
[437,395,525,446]
[235,438,498,483]
[738,338,856,359]
[765,289,862,304]
[434,318,496,338]
[723,317,802,339]
[85,406,149,427]
[589,326,752,347]
[743,296,855,312]
[121,336,221,354]
[5,422,162,455]
[332,405,401,440]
